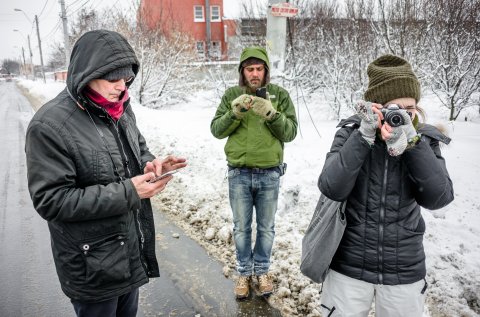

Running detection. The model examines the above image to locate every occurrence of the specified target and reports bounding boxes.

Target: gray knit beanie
[364,54,420,105]
[102,65,135,81]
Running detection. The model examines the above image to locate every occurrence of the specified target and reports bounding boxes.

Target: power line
[42,19,62,40]
[66,0,88,11]
[67,0,92,17]
[38,0,50,18]
[43,0,58,20]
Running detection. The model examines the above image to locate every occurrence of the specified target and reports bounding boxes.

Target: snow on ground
[18,79,480,316]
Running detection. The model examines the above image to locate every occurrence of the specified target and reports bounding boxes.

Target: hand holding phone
[148,170,179,183]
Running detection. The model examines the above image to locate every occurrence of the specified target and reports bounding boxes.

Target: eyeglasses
[107,76,134,84]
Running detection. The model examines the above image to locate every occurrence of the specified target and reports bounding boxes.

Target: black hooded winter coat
[319,115,454,285]
[25,30,159,302]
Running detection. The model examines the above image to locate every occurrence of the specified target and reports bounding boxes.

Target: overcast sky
[0,0,252,65]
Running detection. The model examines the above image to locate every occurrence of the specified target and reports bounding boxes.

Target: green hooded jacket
[210,47,298,168]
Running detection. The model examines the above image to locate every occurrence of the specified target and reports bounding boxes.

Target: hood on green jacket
[238,46,270,87]
[66,30,139,101]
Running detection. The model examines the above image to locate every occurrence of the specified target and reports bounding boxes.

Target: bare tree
[46,42,66,71]
[421,0,480,120]
[2,59,20,74]
[344,0,377,95]
[126,5,199,107]
[372,0,431,61]
[69,9,103,45]
[285,0,377,119]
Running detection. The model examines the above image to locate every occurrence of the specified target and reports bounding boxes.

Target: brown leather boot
[235,275,251,299]
[257,274,274,296]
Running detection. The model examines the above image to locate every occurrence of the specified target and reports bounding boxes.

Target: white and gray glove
[386,111,419,156]
[251,96,276,121]
[231,94,252,119]
[355,101,378,145]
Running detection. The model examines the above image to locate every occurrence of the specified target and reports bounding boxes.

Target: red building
[139,0,237,60]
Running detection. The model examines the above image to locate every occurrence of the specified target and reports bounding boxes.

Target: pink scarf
[83,86,129,121]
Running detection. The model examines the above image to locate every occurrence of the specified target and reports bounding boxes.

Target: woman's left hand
[382,111,419,156]
[144,155,187,176]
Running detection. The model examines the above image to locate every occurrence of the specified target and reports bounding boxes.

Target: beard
[246,78,263,90]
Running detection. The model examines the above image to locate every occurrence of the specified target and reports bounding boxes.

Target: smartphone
[148,170,179,183]
[256,87,267,99]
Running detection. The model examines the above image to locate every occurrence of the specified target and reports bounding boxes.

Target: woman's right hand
[355,101,383,145]
[131,172,173,199]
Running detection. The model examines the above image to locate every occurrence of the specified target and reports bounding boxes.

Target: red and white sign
[270,3,299,17]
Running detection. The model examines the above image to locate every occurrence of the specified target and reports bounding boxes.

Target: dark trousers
[71,288,139,317]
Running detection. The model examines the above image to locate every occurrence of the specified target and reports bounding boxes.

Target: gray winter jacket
[25,30,159,302]
[319,115,454,285]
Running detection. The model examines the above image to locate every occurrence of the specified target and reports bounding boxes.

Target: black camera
[381,104,405,127]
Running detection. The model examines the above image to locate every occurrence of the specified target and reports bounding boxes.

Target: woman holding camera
[318,54,454,316]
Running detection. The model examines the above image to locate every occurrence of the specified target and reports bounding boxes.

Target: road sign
[270,3,299,18]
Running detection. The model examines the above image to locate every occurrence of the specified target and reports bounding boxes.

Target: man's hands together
[131,155,187,199]
[231,92,277,121]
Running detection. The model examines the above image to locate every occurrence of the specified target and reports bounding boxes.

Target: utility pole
[35,15,46,83]
[59,0,70,67]
[14,28,34,80]
[21,47,26,77]
[205,0,211,60]
[27,35,34,80]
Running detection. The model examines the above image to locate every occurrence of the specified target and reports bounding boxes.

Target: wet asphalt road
[0,81,282,317]
[141,211,282,317]
[0,81,74,316]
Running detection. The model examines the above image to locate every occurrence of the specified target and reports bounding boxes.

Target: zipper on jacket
[378,151,389,284]
[84,99,150,274]
[107,108,149,273]
[136,208,145,250]
[111,118,147,268]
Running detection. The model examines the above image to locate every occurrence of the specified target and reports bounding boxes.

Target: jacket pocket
[400,215,425,234]
[49,225,87,282]
[80,234,131,286]
[92,150,117,184]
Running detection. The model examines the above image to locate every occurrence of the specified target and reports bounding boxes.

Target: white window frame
[210,6,221,22]
[194,5,205,22]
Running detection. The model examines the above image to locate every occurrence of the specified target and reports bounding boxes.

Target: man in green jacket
[210,47,297,299]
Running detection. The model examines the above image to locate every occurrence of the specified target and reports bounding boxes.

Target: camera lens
[390,114,403,126]
[386,112,404,127]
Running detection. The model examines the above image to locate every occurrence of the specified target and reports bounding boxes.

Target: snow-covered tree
[420,0,480,120]
[126,6,199,107]
[372,0,431,60]
[285,0,377,119]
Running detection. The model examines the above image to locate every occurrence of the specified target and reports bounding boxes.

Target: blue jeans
[228,166,281,276]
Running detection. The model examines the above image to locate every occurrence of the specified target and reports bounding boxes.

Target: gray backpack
[300,193,347,283]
